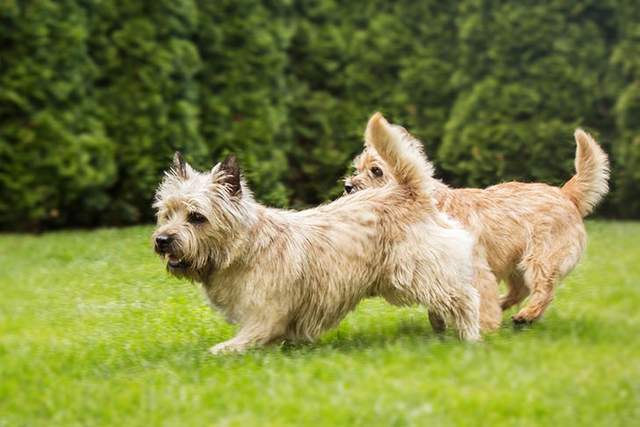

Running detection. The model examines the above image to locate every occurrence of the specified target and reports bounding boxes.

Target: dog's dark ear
[220,154,241,195]
[172,151,188,179]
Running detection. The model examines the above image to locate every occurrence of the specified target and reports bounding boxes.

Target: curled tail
[364,112,434,202]
[561,129,610,217]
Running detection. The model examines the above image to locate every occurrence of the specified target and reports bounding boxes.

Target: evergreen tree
[88,0,206,224]
[439,0,612,191]
[286,0,457,204]
[0,0,639,229]
[0,0,115,230]
[609,0,640,216]
[196,0,291,206]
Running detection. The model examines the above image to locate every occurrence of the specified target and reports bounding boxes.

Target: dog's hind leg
[476,278,502,332]
[427,284,481,341]
[511,261,558,325]
[384,275,480,340]
[474,255,502,332]
[500,272,530,311]
[449,294,482,341]
[512,224,586,325]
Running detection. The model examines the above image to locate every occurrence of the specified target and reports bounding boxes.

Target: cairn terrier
[153,113,480,354]
[345,125,609,325]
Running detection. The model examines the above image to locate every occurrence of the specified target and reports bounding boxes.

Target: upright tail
[561,129,610,217]
[364,112,434,202]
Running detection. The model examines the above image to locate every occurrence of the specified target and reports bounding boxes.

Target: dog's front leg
[208,318,287,355]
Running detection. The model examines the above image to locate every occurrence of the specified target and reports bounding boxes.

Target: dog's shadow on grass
[275,313,626,356]
[279,320,452,356]
[114,313,625,369]
[172,319,447,362]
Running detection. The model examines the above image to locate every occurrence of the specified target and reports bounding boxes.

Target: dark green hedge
[0,0,638,230]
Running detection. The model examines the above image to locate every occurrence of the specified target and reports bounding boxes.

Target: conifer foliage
[0,1,637,229]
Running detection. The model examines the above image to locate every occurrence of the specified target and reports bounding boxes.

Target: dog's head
[344,146,394,195]
[152,152,251,280]
[344,123,432,195]
[345,123,420,195]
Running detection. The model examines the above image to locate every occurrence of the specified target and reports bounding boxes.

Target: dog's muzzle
[344,183,354,194]
[167,257,189,269]
[154,234,190,270]
[155,234,174,254]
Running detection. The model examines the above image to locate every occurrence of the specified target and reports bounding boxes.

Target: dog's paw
[511,315,533,328]
[208,341,245,355]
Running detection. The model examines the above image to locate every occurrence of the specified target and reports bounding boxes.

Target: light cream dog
[152,113,481,354]
[345,124,609,325]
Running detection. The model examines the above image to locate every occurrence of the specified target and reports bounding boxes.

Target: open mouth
[166,255,189,269]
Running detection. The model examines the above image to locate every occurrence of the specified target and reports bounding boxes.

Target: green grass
[1,222,639,426]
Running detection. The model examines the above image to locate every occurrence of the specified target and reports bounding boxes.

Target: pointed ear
[364,112,390,149]
[172,151,189,179]
[219,154,242,195]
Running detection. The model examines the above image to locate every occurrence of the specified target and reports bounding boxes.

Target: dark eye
[188,212,207,224]
[371,166,383,177]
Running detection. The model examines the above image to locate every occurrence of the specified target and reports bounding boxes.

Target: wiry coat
[346,127,609,324]
[153,113,480,354]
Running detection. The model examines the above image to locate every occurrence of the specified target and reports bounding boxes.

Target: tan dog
[152,113,481,354]
[345,125,609,325]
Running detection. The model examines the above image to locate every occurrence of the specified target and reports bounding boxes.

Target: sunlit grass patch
[1,222,639,426]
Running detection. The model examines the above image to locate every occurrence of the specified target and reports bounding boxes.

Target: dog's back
[436,181,585,281]
[436,129,608,282]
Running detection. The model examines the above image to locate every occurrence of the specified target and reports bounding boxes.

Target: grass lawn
[1,221,639,426]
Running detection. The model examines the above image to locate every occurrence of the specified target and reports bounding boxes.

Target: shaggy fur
[152,113,481,354]
[346,126,609,325]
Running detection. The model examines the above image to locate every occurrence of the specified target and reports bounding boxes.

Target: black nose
[344,183,354,194]
[155,234,173,252]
